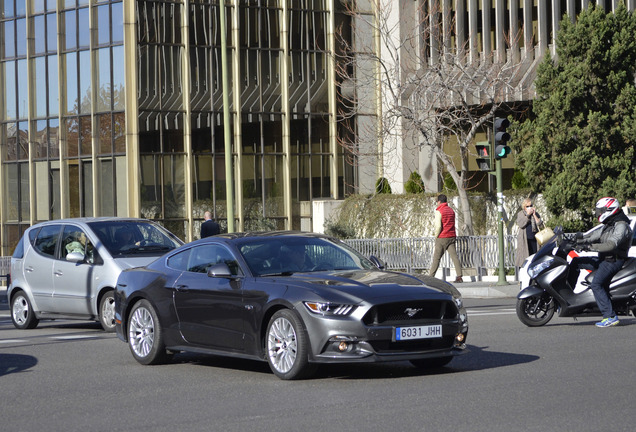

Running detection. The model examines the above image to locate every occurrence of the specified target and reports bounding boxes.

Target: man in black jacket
[575,197,633,327]
[200,211,220,238]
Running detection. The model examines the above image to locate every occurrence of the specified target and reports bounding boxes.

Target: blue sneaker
[595,316,619,327]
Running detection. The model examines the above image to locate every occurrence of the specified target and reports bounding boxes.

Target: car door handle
[25,266,34,273]
[175,284,189,292]
[54,270,63,277]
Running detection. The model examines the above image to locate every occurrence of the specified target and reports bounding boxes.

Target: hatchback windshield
[87,220,182,257]
[238,236,377,276]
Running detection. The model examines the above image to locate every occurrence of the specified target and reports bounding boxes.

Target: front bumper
[297,302,469,364]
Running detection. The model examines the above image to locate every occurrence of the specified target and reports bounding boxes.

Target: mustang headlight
[527,257,555,279]
[303,302,356,316]
[453,295,463,310]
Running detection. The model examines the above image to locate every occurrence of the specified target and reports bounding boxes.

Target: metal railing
[1,256,10,286]
[344,235,518,280]
[0,235,521,284]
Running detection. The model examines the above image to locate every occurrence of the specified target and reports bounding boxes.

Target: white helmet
[595,197,620,223]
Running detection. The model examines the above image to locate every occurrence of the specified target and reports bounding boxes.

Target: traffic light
[475,141,492,171]
[493,117,511,159]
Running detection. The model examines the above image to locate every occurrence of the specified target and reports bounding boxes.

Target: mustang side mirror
[369,255,386,270]
[207,263,233,278]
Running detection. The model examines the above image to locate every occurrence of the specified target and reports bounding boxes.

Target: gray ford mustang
[114,232,468,379]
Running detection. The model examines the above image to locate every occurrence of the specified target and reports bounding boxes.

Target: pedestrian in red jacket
[429,194,463,283]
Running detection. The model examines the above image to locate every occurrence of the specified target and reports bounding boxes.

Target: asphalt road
[1,297,635,432]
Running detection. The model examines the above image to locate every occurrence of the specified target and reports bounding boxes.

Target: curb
[456,284,520,298]
[1,281,519,314]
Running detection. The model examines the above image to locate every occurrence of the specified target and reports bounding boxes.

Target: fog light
[455,333,465,343]
[338,341,349,352]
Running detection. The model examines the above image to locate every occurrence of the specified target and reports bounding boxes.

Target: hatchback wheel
[99,291,116,332]
[128,299,169,365]
[11,292,39,330]
[265,309,316,380]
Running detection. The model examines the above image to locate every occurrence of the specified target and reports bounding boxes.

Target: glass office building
[1,0,356,254]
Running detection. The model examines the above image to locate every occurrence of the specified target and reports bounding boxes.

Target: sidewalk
[452,279,520,298]
[0,279,519,312]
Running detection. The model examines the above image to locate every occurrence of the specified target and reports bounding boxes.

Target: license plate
[395,324,442,341]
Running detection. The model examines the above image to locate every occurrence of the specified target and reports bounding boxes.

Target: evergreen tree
[514,5,636,230]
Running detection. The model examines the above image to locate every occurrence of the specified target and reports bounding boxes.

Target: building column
[280,0,292,229]
[182,0,193,241]
[124,0,141,217]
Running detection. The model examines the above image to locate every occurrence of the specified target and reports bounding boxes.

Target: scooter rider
[574,197,633,327]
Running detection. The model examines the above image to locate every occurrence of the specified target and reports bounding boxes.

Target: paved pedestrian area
[1,279,520,315]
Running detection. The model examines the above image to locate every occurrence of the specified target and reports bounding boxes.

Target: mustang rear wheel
[98,291,116,332]
[266,309,316,380]
[128,299,169,365]
[11,292,39,330]
[516,295,556,327]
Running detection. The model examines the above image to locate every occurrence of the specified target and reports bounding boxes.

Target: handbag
[535,223,555,246]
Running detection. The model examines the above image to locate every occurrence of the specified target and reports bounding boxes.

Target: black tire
[98,290,116,332]
[516,295,556,327]
[265,309,316,380]
[10,291,39,330]
[127,299,169,365]
[410,356,453,369]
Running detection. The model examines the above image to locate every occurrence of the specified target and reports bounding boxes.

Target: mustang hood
[284,269,456,303]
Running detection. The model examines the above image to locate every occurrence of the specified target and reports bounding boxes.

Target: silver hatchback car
[8,218,183,331]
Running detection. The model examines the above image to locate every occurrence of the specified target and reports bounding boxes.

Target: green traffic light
[494,144,510,158]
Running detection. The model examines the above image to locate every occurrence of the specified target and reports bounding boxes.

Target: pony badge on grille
[404,308,422,318]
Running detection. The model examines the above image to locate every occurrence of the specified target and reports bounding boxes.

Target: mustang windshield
[238,236,377,276]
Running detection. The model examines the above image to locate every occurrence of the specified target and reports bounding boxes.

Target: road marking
[0,339,28,344]
[51,335,101,340]
[467,308,516,316]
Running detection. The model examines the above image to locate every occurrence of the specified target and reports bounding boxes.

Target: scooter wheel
[516,295,555,327]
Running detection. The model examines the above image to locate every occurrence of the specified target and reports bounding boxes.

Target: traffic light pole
[495,158,508,285]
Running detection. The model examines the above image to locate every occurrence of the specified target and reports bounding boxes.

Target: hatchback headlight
[304,302,356,316]
[528,257,554,279]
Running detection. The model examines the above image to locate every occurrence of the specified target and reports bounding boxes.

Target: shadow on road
[166,343,539,380]
[0,354,38,376]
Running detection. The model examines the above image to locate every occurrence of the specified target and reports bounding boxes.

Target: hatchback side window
[61,225,101,264]
[28,228,40,246]
[33,225,62,258]
[12,236,25,259]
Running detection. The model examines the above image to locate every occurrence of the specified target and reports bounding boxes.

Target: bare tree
[335,0,525,235]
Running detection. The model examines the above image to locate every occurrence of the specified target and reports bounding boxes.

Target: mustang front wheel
[516,295,555,327]
[128,299,169,365]
[266,309,316,380]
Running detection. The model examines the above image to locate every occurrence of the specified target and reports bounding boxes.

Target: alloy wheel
[12,295,29,326]
[267,316,298,374]
[129,306,155,358]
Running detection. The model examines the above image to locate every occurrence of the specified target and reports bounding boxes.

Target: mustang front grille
[362,300,458,326]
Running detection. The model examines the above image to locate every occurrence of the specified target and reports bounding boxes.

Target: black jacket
[200,219,220,238]
[583,212,632,259]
